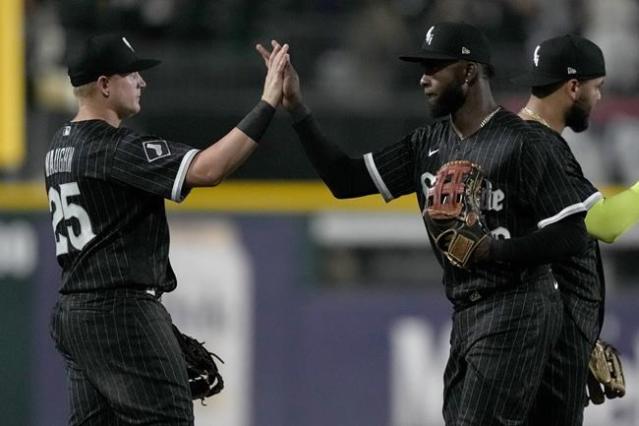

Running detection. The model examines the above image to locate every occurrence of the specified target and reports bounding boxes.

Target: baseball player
[513,34,632,425]
[45,34,289,425]
[258,23,597,425]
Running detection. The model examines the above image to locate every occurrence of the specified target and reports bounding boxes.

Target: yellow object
[0,0,26,169]
[0,181,419,213]
[586,182,639,243]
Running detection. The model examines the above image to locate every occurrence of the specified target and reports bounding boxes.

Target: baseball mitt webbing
[425,160,489,268]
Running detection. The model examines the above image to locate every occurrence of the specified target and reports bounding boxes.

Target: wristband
[236,100,276,143]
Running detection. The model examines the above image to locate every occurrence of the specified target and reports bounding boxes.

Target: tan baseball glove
[586,339,626,405]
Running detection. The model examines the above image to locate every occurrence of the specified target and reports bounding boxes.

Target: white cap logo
[462,46,471,55]
[533,45,540,67]
[122,37,135,52]
[425,26,435,45]
[567,67,577,74]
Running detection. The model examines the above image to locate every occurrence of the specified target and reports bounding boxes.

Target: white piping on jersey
[537,191,603,228]
[171,149,200,202]
[364,152,394,202]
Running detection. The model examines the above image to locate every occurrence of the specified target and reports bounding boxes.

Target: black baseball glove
[172,324,224,402]
[424,160,490,268]
[586,339,625,405]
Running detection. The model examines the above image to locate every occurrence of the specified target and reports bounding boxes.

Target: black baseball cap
[67,34,161,87]
[511,34,606,87]
[399,22,492,67]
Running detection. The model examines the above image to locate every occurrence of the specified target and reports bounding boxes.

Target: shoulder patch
[142,140,171,162]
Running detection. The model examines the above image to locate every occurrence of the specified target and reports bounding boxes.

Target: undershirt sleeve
[490,212,588,264]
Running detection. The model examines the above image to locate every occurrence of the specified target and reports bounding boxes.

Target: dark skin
[420,59,499,140]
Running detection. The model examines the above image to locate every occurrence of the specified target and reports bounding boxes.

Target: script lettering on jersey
[420,171,505,211]
[45,147,75,177]
[420,171,510,238]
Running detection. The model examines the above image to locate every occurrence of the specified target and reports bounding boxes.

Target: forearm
[185,101,274,187]
[291,104,377,198]
[489,213,588,265]
[586,182,639,243]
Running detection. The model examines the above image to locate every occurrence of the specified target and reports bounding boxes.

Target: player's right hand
[256,40,303,111]
[260,42,289,108]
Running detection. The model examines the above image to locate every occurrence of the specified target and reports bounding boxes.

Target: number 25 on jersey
[48,182,96,256]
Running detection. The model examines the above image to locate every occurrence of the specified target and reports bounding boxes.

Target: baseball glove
[172,324,224,402]
[586,339,625,405]
[424,160,489,268]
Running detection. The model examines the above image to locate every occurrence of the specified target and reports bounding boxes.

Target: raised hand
[261,42,289,108]
[256,40,303,111]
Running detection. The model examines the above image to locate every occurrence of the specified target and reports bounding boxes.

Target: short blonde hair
[72,82,97,98]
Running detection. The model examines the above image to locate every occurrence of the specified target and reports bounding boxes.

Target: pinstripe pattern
[367,110,587,302]
[365,109,588,424]
[45,120,199,424]
[443,277,562,425]
[527,306,594,426]
[51,290,193,425]
[45,120,199,293]
[524,122,605,425]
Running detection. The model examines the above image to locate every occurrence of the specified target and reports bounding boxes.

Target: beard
[429,80,466,118]
[565,98,591,133]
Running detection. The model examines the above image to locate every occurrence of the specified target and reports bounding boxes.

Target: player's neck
[72,102,122,128]
[451,91,499,140]
[519,97,565,134]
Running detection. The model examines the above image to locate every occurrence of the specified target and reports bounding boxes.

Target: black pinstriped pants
[50,289,193,425]
[443,277,563,426]
[527,308,597,426]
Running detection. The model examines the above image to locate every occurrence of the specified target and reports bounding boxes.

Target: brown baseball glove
[424,160,490,268]
[586,339,626,405]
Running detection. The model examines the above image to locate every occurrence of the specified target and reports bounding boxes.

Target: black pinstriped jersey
[364,109,592,302]
[44,120,199,294]
[526,121,605,342]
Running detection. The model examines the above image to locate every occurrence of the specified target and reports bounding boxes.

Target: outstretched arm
[185,43,290,188]
[256,41,378,199]
[585,182,639,243]
[483,213,588,265]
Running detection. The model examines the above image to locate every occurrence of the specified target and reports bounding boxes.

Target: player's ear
[565,79,580,101]
[97,76,110,97]
[464,62,478,84]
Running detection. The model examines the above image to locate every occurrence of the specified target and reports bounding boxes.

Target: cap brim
[399,51,459,62]
[510,72,566,87]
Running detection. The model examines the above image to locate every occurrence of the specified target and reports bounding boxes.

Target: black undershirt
[490,212,588,265]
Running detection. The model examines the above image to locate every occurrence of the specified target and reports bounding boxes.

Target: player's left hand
[256,40,303,111]
[260,41,289,108]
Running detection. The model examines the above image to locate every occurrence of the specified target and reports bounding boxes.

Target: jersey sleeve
[362,128,424,202]
[555,139,602,208]
[110,129,199,202]
[519,132,600,228]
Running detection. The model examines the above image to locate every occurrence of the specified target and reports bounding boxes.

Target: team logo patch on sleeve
[142,140,171,162]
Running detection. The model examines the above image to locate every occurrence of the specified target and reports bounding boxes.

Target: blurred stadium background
[1,0,639,425]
